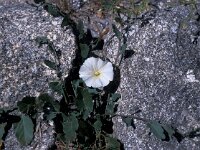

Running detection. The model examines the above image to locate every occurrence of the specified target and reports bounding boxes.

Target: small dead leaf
[99,27,110,39]
[0,140,3,150]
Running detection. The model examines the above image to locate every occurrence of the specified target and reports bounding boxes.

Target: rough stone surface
[0,0,25,4]
[1,1,200,150]
[0,4,75,108]
[0,2,75,150]
[112,3,200,150]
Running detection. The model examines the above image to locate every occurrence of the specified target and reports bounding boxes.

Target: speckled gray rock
[111,4,200,150]
[0,3,75,150]
[0,0,28,5]
[1,1,200,150]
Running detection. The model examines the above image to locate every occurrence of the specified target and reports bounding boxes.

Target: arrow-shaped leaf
[76,88,93,119]
[93,115,102,133]
[49,81,63,95]
[62,113,79,143]
[17,97,36,114]
[38,93,60,112]
[44,3,61,17]
[80,44,89,59]
[44,60,57,70]
[0,123,7,139]
[112,24,121,40]
[106,93,121,115]
[120,43,127,54]
[61,15,70,28]
[77,20,84,39]
[162,124,175,140]
[105,136,121,149]
[35,36,49,47]
[147,120,165,140]
[122,116,135,128]
[14,115,34,145]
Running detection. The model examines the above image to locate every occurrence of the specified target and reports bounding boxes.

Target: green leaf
[72,80,81,97]
[44,60,57,70]
[35,36,49,47]
[105,136,121,150]
[110,93,121,102]
[76,88,85,112]
[44,4,61,17]
[162,124,175,139]
[14,115,34,145]
[147,120,165,140]
[87,88,98,94]
[0,123,7,139]
[0,109,4,114]
[77,20,84,39]
[45,112,57,120]
[120,43,127,54]
[77,119,95,143]
[133,0,149,15]
[122,116,133,127]
[62,113,79,143]
[61,15,70,28]
[105,103,114,115]
[76,88,93,118]
[38,93,60,112]
[80,43,89,59]
[47,43,56,53]
[82,88,93,119]
[106,93,121,115]
[82,89,93,113]
[49,81,63,95]
[106,101,114,115]
[101,0,117,11]
[93,116,102,133]
[17,97,36,114]
[112,24,121,40]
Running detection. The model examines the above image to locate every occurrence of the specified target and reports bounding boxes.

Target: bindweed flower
[79,57,114,88]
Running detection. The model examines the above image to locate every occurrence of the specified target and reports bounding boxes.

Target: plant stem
[47,41,69,104]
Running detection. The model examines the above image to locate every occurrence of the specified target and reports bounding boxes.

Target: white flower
[79,57,114,88]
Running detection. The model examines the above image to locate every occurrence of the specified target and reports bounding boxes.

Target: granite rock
[112,3,200,150]
[0,3,75,150]
[0,1,200,150]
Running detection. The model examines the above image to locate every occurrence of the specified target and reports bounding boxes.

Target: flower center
[94,71,101,77]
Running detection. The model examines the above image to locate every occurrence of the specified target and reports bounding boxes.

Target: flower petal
[79,65,93,75]
[99,63,114,81]
[103,71,114,81]
[99,74,110,86]
[79,65,93,80]
[80,74,92,81]
[82,57,96,71]
[100,62,113,72]
[91,78,103,88]
[79,57,114,88]
[87,57,99,71]
[84,77,95,87]
[96,58,106,69]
